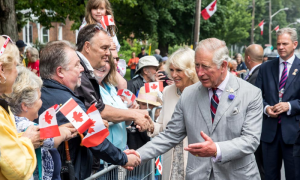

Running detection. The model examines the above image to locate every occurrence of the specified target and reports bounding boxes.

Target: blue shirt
[100,83,128,151]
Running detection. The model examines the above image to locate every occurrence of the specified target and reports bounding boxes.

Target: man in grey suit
[136,38,263,180]
[244,44,264,180]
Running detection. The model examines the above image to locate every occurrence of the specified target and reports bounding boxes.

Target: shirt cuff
[264,105,270,117]
[212,143,222,162]
[287,102,292,115]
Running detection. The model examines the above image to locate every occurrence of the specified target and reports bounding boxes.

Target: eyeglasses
[0,35,14,57]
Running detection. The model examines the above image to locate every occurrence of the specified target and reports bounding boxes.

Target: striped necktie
[278,62,288,123]
[279,62,288,90]
[210,88,219,123]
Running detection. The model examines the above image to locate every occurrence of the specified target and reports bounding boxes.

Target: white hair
[277,28,298,42]
[195,38,229,68]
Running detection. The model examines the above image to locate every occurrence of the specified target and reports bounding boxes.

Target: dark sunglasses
[0,35,14,57]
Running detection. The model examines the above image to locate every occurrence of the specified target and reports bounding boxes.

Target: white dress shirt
[208,72,230,162]
[264,54,295,116]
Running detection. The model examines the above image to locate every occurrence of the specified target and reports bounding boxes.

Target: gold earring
[0,75,6,84]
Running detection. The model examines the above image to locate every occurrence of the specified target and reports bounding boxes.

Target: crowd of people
[1,0,300,180]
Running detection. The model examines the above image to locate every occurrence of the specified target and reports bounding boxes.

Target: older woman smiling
[144,47,198,180]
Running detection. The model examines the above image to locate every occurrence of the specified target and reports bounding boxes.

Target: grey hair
[5,66,42,115]
[26,47,39,62]
[195,38,229,68]
[276,28,298,42]
[165,47,199,83]
[40,40,76,79]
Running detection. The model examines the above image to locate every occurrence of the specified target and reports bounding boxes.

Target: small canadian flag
[117,89,136,102]
[274,25,279,32]
[59,98,94,134]
[155,156,163,175]
[201,0,217,20]
[258,20,265,35]
[39,106,60,139]
[81,103,109,148]
[144,82,164,93]
[100,15,115,30]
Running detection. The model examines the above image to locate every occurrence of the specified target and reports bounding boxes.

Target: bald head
[245,44,264,63]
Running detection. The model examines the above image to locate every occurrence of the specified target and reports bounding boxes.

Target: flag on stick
[155,156,163,175]
[39,106,60,139]
[117,89,136,102]
[81,103,109,147]
[274,25,279,32]
[102,15,115,26]
[144,82,164,93]
[258,20,265,35]
[59,98,93,134]
[201,0,217,20]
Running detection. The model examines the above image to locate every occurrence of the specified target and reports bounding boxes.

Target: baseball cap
[16,40,27,48]
[135,56,159,75]
[141,47,145,50]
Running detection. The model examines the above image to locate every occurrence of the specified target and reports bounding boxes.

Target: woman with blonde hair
[5,66,77,180]
[26,47,40,76]
[0,35,38,180]
[139,47,199,180]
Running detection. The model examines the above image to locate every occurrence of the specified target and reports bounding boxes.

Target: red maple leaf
[44,111,53,124]
[109,18,113,22]
[73,111,83,122]
[209,1,216,11]
[124,91,131,96]
[158,165,161,170]
[88,118,96,134]
[151,84,158,90]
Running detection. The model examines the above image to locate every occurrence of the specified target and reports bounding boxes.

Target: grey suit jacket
[137,74,263,180]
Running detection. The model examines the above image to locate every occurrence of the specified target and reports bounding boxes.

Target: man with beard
[127,56,159,96]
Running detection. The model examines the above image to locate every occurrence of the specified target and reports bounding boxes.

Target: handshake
[122,149,141,170]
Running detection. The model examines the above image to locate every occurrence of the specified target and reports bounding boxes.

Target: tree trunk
[158,43,169,57]
[0,0,18,41]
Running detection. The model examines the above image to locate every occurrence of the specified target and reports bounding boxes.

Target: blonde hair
[103,50,118,86]
[4,66,42,115]
[165,47,199,83]
[0,36,19,69]
[27,47,39,62]
[85,0,116,36]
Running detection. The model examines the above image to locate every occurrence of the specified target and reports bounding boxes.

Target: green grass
[124,68,131,81]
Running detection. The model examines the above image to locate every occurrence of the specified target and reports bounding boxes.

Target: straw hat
[135,56,159,75]
[136,86,161,107]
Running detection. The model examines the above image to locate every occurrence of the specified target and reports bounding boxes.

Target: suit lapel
[197,84,213,134]
[271,58,280,92]
[284,56,300,91]
[212,74,239,133]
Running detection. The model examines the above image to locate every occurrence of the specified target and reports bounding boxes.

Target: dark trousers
[130,69,136,79]
[254,143,265,180]
[262,125,295,180]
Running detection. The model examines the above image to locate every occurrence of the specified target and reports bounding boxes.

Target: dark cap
[16,40,27,48]
[141,47,145,50]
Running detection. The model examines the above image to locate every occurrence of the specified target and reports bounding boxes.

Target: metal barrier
[85,106,163,180]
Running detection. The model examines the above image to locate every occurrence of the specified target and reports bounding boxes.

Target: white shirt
[208,72,230,163]
[248,64,261,76]
[76,51,95,77]
[264,54,294,116]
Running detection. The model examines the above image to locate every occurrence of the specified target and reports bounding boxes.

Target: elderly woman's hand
[22,125,42,149]
[59,126,77,141]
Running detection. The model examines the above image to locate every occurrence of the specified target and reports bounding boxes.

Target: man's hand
[272,102,289,115]
[266,106,278,118]
[134,113,151,132]
[136,115,154,133]
[122,149,141,171]
[22,125,42,149]
[184,131,217,157]
[58,126,77,141]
